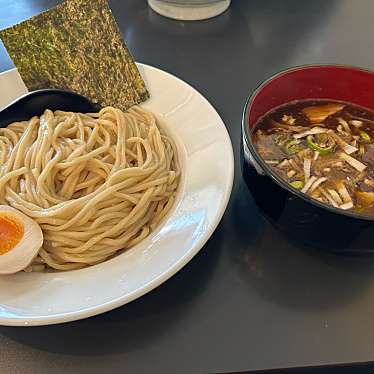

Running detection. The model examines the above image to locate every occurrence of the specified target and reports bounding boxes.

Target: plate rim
[0,63,234,326]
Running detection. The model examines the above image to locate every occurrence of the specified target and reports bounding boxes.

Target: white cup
[147,0,231,21]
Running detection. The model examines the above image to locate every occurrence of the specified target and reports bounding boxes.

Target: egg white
[0,205,43,274]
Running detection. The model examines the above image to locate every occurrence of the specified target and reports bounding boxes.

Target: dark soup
[253,100,374,215]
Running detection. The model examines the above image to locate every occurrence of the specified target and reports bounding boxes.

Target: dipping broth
[253,100,374,215]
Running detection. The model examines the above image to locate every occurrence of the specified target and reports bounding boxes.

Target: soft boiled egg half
[0,205,43,274]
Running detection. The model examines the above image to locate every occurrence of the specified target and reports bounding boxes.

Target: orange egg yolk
[0,213,24,255]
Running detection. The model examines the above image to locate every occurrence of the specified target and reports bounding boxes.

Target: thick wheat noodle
[0,106,180,272]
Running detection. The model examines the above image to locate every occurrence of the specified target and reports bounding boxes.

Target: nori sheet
[0,0,149,110]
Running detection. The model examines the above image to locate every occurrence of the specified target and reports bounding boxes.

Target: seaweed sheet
[0,0,149,110]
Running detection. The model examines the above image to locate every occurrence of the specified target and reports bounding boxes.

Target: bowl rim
[242,63,374,222]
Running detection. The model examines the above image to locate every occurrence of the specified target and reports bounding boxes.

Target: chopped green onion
[360,130,370,141]
[290,180,304,189]
[284,139,302,155]
[306,135,334,155]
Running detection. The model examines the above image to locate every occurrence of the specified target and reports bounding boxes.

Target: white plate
[0,63,234,326]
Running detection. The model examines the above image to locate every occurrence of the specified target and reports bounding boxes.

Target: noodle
[0,106,180,271]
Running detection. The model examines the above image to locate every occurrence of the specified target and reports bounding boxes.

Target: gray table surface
[2,1,374,373]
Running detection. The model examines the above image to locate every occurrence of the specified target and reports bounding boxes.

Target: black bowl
[240,65,374,253]
[241,142,374,254]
